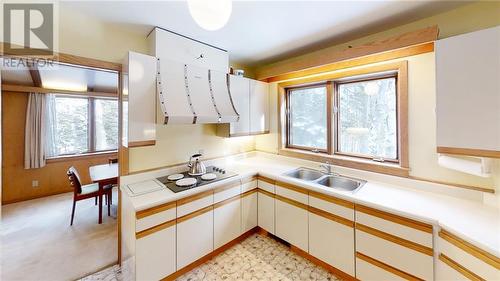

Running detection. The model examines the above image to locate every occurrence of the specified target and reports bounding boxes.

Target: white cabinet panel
[177,209,214,269]
[275,199,308,252]
[275,185,308,205]
[214,199,241,249]
[228,75,250,135]
[241,192,258,233]
[308,196,353,221]
[257,179,274,193]
[136,224,176,281]
[356,257,406,281]
[241,179,257,193]
[309,213,355,276]
[437,258,470,281]
[136,207,176,232]
[258,192,275,234]
[249,79,269,134]
[177,193,213,218]
[214,184,241,204]
[436,26,500,152]
[124,51,157,147]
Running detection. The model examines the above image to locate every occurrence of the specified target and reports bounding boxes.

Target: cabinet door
[177,208,214,269]
[309,212,355,276]
[126,51,157,147]
[249,79,269,134]
[257,192,275,234]
[136,224,176,281]
[214,198,241,249]
[229,75,250,135]
[241,191,257,233]
[275,199,308,252]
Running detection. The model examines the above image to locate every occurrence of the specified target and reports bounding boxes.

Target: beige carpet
[1,189,118,281]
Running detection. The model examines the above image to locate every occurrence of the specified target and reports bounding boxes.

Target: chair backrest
[67,166,83,194]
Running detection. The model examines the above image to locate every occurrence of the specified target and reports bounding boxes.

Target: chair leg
[105,193,108,205]
[98,194,103,224]
[95,196,97,205]
[70,200,76,226]
[107,192,111,216]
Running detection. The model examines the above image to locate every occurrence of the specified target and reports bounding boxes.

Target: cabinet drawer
[177,190,214,218]
[309,191,354,221]
[258,177,275,193]
[214,181,241,203]
[356,253,409,281]
[241,178,257,193]
[439,230,500,280]
[356,205,433,247]
[275,182,308,205]
[356,227,434,280]
[135,202,176,232]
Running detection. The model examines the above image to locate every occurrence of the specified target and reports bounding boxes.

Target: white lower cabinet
[136,224,176,281]
[176,208,214,269]
[214,198,241,249]
[258,191,275,234]
[241,191,258,233]
[275,199,308,252]
[356,255,406,281]
[309,212,355,276]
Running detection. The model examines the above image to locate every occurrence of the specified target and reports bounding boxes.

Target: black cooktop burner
[156,166,237,193]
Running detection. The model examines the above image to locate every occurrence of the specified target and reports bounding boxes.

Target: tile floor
[80,233,341,281]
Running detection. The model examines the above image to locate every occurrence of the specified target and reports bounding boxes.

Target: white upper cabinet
[122,51,157,148]
[249,79,270,134]
[217,75,270,137]
[436,26,500,157]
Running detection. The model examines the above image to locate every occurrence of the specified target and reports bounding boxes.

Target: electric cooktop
[156,166,238,193]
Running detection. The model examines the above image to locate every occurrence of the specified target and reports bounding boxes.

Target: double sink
[283,167,366,192]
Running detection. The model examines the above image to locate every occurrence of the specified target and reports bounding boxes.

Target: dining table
[89,163,118,223]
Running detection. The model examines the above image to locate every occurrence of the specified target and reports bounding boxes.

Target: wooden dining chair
[67,166,112,225]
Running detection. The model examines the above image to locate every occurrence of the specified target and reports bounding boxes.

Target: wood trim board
[257,188,275,198]
[135,219,176,239]
[274,194,309,211]
[176,190,214,206]
[176,205,213,223]
[439,229,500,269]
[136,201,176,219]
[356,204,433,233]
[257,175,276,185]
[437,147,500,159]
[308,190,354,209]
[356,251,424,281]
[2,84,118,97]
[256,26,437,81]
[356,223,433,256]
[128,140,156,148]
[308,205,354,228]
[275,180,309,195]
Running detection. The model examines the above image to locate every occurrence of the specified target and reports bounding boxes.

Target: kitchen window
[281,61,408,176]
[46,94,118,158]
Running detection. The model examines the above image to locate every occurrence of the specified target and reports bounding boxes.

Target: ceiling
[61,1,469,67]
[1,60,119,93]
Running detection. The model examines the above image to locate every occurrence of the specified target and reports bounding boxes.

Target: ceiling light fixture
[188,0,232,31]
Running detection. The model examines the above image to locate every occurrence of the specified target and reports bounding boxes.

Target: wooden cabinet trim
[439,254,486,281]
[176,190,214,206]
[275,181,309,195]
[439,229,500,269]
[241,189,258,198]
[309,205,354,228]
[136,201,176,219]
[257,176,276,185]
[128,140,156,148]
[437,147,500,158]
[177,205,213,223]
[356,204,433,233]
[257,188,275,198]
[356,223,433,256]
[213,194,240,209]
[356,251,424,281]
[274,194,308,211]
[135,219,176,239]
[214,179,241,193]
[309,190,354,209]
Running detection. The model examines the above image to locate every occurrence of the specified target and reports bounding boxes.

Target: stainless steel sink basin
[283,168,324,181]
[316,175,366,192]
[282,167,366,192]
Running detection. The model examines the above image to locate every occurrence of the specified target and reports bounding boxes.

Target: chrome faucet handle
[319,161,333,174]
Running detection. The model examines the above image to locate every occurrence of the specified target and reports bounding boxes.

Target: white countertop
[120,153,500,257]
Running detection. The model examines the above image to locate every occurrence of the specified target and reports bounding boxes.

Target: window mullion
[326,82,333,155]
[89,97,96,153]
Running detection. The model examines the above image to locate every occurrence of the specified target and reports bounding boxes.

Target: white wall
[255,53,498,190]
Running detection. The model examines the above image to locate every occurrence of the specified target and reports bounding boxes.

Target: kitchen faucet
[319,161,337,175]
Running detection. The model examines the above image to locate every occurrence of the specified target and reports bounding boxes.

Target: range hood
[157,58,239,124]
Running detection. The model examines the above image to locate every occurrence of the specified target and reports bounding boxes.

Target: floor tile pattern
[80,233,341,281]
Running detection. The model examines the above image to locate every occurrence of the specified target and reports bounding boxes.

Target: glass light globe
[188,0,232,31]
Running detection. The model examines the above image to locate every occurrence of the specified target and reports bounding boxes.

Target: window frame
[333,74,399,163]
[285,82,331,154]
[278,61,408,177]
[47,94,119,159]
